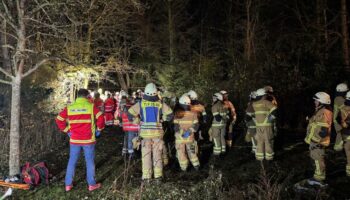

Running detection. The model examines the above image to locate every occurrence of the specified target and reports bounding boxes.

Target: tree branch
[0,78,12,85]
[0,67,14,79]
[22,57,60,78]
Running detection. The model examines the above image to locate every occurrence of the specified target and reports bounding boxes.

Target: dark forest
[0,0,350,199]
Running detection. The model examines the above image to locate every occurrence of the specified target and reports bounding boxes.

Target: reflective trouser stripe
[190,157,200,167]
[212,127,226,155]
[221,146,226,153]
[154,167,162,179]
[266,152,274,160]
[255,152,264,160]
[314,160,325,181]
[179,160,189,171]
[347,165,350,176]
[162,145,169,166]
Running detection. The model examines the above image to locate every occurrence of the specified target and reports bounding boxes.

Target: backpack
[21,162,49,186]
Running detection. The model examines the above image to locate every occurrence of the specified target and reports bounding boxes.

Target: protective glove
[214,115,222,122]
[182,130,191,138]
[67,132,72,138]
[95,130,101,138]
[268,114,276,123]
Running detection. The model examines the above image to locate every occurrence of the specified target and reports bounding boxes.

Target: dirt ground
[4,126,350,200]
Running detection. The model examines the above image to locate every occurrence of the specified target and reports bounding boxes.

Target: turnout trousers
[176,142,200,171]
[254,126,274,161]
[212,126,226,155]
[141,138,164,180]
[310,144,326,181]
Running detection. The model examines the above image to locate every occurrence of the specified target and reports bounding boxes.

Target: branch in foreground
[22,57,61,78]
[0,67,14,79]
[0,79,12,85]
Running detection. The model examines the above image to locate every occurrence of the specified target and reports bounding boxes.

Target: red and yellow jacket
[94,98,104,112]
[56,97,105,145]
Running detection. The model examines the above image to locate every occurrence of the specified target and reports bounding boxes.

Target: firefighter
[187,90,207,141]
[55,89,105,192]
[128,83,173,182]
[210,92,229,156]
[339,91,350,176]
[220,90,237,148]
[93,92,104,112]
[104,93,115,126]
[251,88,277,161]
[333,83,348,151]
[174,95,200,171]
[305,92,332,186]
[245,91,257,153]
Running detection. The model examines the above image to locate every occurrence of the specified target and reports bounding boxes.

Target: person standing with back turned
[56,89,105,192]
[128,83,173,183]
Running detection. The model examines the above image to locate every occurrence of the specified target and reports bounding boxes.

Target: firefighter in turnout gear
[333,83,348,151]
[220,90,237,148]
[128,83,173,181]
[174,95,200,171]
[245,91,257,153]
[187,90,207,140]
[339,91,350,176]
[251,88,277,161]
[305,92,332,186]
[210,93,229,156]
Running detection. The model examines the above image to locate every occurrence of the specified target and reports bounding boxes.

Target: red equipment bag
[21,162,49,186]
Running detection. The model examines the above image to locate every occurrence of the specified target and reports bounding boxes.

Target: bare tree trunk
[341,0,350,71]
[168,0,175,64]
[9,75,21,175]
[117,73,128,91]
[244,0,252,61]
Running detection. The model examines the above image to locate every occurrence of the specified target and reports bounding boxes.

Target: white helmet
[187,90,198,100]
[313,92,331,105]
[220,90,228,95]
[250,91,257,99]
[256,88,267,97]
[264,86,273,93]
[144,83,158,96]
[346,91,350,100]
[336,83,348,92]
[179,95,191,105]
[119,90,127,97]
[214,92,223,101]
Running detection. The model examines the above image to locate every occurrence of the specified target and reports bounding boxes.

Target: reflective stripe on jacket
[128,99,172,138]
[104,98,115,113]
[121,112,140,132]
[252,99,276,127]
[56,97,105,145]
[211,101,228,128]
[305,107,332,146]
[174,110,198,143]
